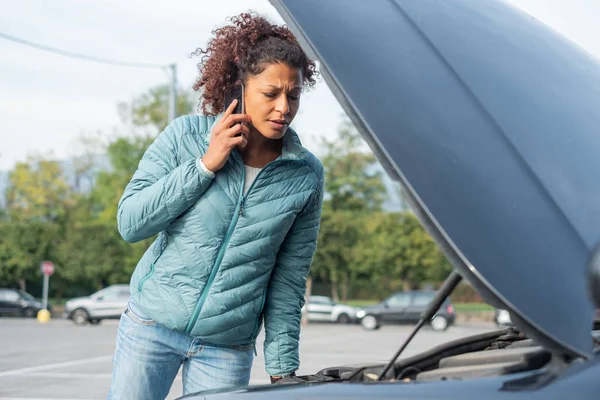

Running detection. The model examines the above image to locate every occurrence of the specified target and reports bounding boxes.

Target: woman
[108,12,324,400]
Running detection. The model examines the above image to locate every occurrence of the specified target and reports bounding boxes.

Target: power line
[0,31,167,69]
[0,31,180,122]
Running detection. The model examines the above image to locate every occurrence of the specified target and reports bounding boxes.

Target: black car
[0,288,47,318]
[356,290,456,331]
[181,0,600,398]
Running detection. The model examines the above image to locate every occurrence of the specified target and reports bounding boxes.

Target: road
[0,317,497,400]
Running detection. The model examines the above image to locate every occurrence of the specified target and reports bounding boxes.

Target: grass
[343,300,494,312]
[453,303,494,312]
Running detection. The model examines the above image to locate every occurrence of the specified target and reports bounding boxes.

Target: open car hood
[270,0,599,358]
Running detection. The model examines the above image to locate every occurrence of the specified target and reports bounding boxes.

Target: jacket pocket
[124,307,158,326]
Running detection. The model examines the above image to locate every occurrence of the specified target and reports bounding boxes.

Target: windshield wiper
[377,270,463,380]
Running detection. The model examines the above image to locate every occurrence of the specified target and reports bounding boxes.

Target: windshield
[18,291,36,301]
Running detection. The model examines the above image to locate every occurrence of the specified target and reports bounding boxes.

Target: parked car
[302,295,357,324]
[356,291,455,331]
[0,288,48,317]
[63,284,130,325]
[182,0,600,398]
[494,308,513,328]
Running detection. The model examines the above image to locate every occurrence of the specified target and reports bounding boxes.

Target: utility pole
[168,63,178,123]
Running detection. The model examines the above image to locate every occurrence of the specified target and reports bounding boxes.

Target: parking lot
[0,317,496,399]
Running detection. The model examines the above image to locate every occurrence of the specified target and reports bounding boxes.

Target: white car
[63,284,131,325]
[494,309,513,327]
[302,295,357,324]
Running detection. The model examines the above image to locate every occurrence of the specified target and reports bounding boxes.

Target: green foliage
[0,222,58,288]
[311,116,452,301]
[91,135,154,225]
[120,84,195,132]
[319,118,387,212]
[5,156,76,223]
[53,223,128,289]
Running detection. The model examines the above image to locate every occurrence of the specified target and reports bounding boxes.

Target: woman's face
[243,62,303,140]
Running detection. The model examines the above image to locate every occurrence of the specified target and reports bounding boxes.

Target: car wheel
[361,315,379,330]
[336,313,351,324]
[22,308,36,318]
[89,319,101,325]
[431,315,449,331]
[72,309,90,325]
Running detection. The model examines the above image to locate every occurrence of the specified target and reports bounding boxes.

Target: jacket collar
[204,112,309,161]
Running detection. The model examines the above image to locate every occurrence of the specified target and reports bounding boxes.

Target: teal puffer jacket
[117,114,324,376]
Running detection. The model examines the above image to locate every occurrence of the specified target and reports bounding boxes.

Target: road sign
[41,261,55,276]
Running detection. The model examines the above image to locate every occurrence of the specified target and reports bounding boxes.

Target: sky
[0,0,599,171]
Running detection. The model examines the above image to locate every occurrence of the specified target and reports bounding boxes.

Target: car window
[0,290,7,301]
[386,293,410,307]
[95,287,120,300]
[412,292,435,307]
[102,287,131,301]
[19,291,36,301]
[3,290,20,302]
[310,297,333,305]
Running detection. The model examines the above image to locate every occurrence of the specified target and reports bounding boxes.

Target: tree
[91,136,154,225]
[319,118,387,213]
[5,156,76,223]
[0,222,58,291]
[311,117,388,302]
[311,206,363,302]
[118,84,196,133]
[355,211,452,294]
[309,116,451,304]
[53,223,128,292]
[401,213,452,285]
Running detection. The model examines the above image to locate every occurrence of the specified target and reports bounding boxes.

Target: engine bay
[275,328,575,385]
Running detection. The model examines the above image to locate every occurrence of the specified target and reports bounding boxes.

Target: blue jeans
[107,303,254,400]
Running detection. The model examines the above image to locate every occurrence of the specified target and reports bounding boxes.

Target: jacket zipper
[185,167,246,333]
[185,159,286,334]
[250,291,268,355]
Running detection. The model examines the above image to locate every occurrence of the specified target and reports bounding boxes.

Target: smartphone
[224,83,245,137]
[224,83,245,117]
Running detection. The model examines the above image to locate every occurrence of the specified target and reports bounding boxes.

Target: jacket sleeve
[263,173,324,376]
[117,116,215,243]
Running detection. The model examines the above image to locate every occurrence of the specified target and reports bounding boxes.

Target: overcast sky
[0,0,598,170]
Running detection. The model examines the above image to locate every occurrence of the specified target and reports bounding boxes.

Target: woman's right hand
[201,99,251,173]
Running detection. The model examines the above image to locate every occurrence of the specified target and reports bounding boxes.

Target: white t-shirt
[243,165,262,195]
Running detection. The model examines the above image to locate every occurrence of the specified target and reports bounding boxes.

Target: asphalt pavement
[0,317,496,400]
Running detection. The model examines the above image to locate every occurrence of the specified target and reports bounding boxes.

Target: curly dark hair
[191,12,318,116]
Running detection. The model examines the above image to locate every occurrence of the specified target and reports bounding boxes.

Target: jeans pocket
[125,307,158,326]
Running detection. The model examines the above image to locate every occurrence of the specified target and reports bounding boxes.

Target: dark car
[181,0,600,398]
[0,288,48,318]
[356,290,455,331]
